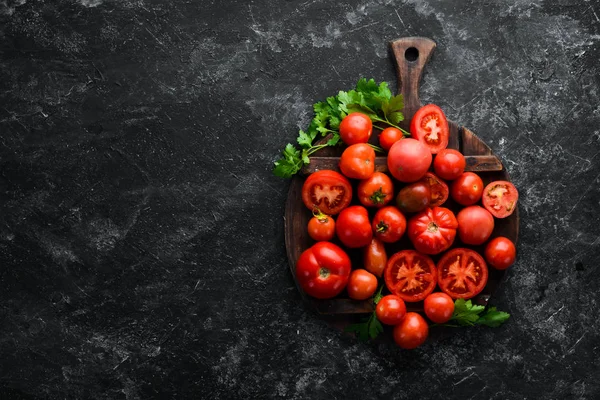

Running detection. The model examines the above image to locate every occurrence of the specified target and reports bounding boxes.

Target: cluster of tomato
[295,105,518,349]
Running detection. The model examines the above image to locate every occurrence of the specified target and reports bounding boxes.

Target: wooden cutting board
[284,37,519,316]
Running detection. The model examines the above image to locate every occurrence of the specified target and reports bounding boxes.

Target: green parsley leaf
[273,144,303,178]
[440,299,511,328]
[297,129,314,148]
[475,307,511,327]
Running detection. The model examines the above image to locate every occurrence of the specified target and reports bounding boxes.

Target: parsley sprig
[344,285,385,342]
[438,299,511,328]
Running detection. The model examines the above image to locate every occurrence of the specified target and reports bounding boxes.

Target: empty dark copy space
[1,0,599,399]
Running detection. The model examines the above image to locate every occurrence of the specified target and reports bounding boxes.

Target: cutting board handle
[389,37,436,124]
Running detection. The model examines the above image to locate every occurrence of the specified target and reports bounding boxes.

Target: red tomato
[301,170,352,215]
[362,237,387,277]
[437,248,488,299]
[379,127,404,151]
[423,292,455,324]
[456,205,494,245]
[295,242,351,299]
[396,181,431,213]
[357,172,394,208]
[347,269,378,300]
[335,205,373,248]
[393,312,429,349]
[433,149,466,180]
[307,209,335,241]
[484,237,516,270]
[450,172,484,206]
[372,206,407,243]
[410,104,449,154]
[384,250,437,302]
[482,181,519,218]
[420,172,449,207]
[339,112,373,145]
[339,143,375,180]
[387,138,432,182]
[407,207,458,255]
[376,295,407,325]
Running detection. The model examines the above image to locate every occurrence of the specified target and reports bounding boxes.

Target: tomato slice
[419,172,449,207]
[384,250,437,302]
[410,104,449,154]
[301,170,352,215]
[482,180,519,218]
[437,248,489,299]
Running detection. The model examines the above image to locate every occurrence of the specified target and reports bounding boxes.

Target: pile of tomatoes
[295,105,518,349]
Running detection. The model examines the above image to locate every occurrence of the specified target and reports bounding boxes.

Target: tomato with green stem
[307,208,335,241]
[372,206,407,243]
[296,241,351,299]
[408,207,458,255]
[357,172,394,208]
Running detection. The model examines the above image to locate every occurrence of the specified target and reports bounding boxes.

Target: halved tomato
[301,170,352,215]
[437,248,489,299]
[384,250,437,302]
[419,172,449,207]
[482,181,519,218]
[410,104,449,154]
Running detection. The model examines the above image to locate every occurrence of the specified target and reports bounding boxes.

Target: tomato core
[319,267,330,279]
[427,222,439,233]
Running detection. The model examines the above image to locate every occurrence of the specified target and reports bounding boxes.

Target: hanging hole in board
[405,47,419,62]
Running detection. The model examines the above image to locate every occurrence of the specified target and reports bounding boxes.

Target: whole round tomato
[372,206,407,243]
[357,172,394,208]
[339,112,373,145]
[407,207,458,255]
[339,143,375,180]
[376,295,406,325]
[387,138,432,182]
[423,292,455,324]
[336,205,373,248]
[433,149,466,180]
[362,237,387,277]
[307,209,335,241]
[384,250,437,302]
[410,104,449,154]
[420,172,449,207]
[295,241,351,299]
[437,248,488,299]
[396,181,431,213]
[302,170,352,215]
[393,312,429,349]
[346,269,378,300]
[379,127,404,151]
[450,172,484,206]
[482,181,519,218]
[484,236,516,270]
[456,205,494,245]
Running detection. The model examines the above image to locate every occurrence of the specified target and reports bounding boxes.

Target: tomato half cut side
[384,250,437,302]
[301,170,352,215]
[410,104,449,154]
[482,180,519,218]
[437,248,489,299]
[420,172,449,207]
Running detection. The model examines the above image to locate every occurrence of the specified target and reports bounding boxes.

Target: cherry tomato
[379,127,404,151]
[450,172,484,206]
[301,170,352,215]
[420,172,449,207]
[339,143,376,180]
[437,248,488,299]
[410,104,449,154]
[372,206,407,243]
[307,209,335,241]
[376,295,406,325]
[384,250,437,302]
[407,207,458,255]
[482,181,519,218]
[423,292,455,324]
[484,236,516,270]
[387,138,432,182]
[362,237,387,277]
[335,205,373,248]
[339,112,373,145]
[396,181,431,213]
[433,149,466,181]
[295,242,351,299]
[357,172,394,208]
[347,269,378,300]
[393,312,429,349]
[456,205,495,245]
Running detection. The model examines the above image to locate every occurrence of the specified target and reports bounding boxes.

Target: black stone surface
[1,0,599,398]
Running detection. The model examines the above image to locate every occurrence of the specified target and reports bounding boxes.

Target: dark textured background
[1,0,599,398]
